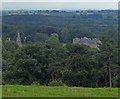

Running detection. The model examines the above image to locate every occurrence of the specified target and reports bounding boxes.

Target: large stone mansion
[73,37,101,48]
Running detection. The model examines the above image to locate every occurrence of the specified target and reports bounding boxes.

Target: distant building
[73,37,100,48]
[16,32,22,47]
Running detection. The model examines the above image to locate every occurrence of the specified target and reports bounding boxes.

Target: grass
[2,85,118,97]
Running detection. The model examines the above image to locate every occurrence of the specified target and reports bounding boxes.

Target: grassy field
[2,85,118,97]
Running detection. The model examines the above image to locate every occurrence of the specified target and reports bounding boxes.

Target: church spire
[17,32,22,47]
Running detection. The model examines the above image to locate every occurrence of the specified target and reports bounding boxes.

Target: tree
[61,44,100,87]
[65,43,90,56]
[59,28,71,43]
[98,36,117,88]
[2,39,18,71]
[61,53,99,87]
[3,42,48,85]
[45,33,67,81]
[34,33,49,42]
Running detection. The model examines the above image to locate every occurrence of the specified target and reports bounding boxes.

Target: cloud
[2,2,118,10]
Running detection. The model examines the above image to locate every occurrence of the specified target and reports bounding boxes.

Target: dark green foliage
[97,36,118,87]
[2,34,119,87]
[2,39,18,71]
[66,43,90,55]
[2,10,118,43]
[3,42,48,85]
[61,53,100,87]
[45,33,67,81]
[2,10,119,87]
[34,33,49,42]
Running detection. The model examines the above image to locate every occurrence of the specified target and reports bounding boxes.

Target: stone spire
[17,32,22,47]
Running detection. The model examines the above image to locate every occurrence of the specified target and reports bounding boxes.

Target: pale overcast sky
[2,0,119,2]
[1,0,119,10]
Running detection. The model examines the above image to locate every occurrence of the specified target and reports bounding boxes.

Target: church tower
[17,32,22,47]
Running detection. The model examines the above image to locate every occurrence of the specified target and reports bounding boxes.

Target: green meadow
[2,85,119,97]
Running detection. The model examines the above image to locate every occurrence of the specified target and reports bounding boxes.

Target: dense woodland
[2,10,118,43]
[2,10,120,87]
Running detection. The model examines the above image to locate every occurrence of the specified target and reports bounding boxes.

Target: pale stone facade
[73,37,100,48]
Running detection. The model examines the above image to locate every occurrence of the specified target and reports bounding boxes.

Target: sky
[2,0,119,2]
[1,0,119,10]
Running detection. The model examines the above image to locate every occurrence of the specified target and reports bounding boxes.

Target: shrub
[31,81,40,86]
[48,80,64,86]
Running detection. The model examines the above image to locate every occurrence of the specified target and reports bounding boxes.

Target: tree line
[2,13,118,44]
[2,33,120,87]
